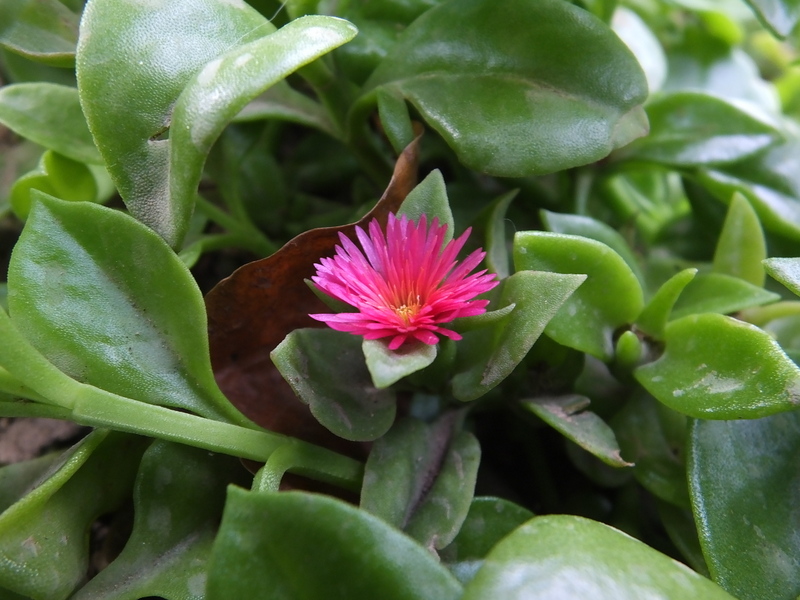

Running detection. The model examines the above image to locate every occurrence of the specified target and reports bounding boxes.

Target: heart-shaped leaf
[359,0,648,177]
[513,231,643,361]
[620,92,782,167]
[361,416,480,551]
[271,328,396,441]
[461,514,736,599]
[8,193,250,426]
[206,489,463,600]
[452,271,586,401]
[635,313,800,419]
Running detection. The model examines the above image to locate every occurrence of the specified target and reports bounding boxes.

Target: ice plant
[310,213,499,350]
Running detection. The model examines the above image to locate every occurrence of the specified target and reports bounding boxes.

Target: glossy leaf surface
[461,515,736,599]
[361,0,649,176]
[622,92,781,167]
[8,194,249,425]
[397,169,454,237]
[689,414,800,600]
[271,328,396,441]
[712,193,766,287]
[523,395,633,467]
[452,271,586,401]
[207,489,463,600]
[636,268,697,340]
[0,83,101,164]
[441,496,534,585]
[514,231,643,361]
[636,313,800,419]
[541,210,644,284]
[698,135,800,241]
[361,416,480,550]
[670,273,779,320]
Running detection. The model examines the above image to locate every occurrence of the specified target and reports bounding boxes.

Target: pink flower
[310,213,499,350]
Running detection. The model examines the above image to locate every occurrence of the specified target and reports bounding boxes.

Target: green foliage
[3,0,800,596]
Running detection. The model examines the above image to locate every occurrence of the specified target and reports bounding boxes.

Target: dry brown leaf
[206,133,423,452]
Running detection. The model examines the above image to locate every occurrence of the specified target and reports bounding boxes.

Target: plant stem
[254,440,363,493]
[0,306,364,491]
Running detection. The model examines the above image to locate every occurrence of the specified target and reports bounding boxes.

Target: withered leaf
[205,133,422,451]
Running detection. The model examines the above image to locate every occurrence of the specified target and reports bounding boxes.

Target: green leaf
[741,301,800,354]
[461,515,736,599]
[611,7,667,94]
[0,452,61,514]
[540,209,644,284]
[442,497,534,561]
[363,339,437,388]
[7,194,250,426]
[233,83,337,137]
[662,31,777,109]
[10,150,98,219]
[0,83,101,164]
[452,271,586,401]
[271,328,396,441]
[377,87,415,154]
[397,169,454,237]
[712,193,767,286]
[76,0,270,247]
[513,231,644,361]
[0,431,149,600]
[635,313,800,419]
[601,169,690,243]
[636,268,698,340]
[657,500,709,577]
[613,392,690,508]
[207,488,463,600]
[169,15,358,244]
[0,0,79,67]
[620,92,782,167]
[440,496,534,585]
[523,395,633,467]
[359,0,648,177]
[670,272,779,320]
[741,0,800,37]
[70,441,248,600]
[480,190,517,280]
[689,413,800,600]
[77,0,355,248]
[765,256,800,296]
[361,416,480,551]
[697,134,800,241]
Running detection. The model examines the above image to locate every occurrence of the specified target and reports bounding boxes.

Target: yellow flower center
[394,303,419,326]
